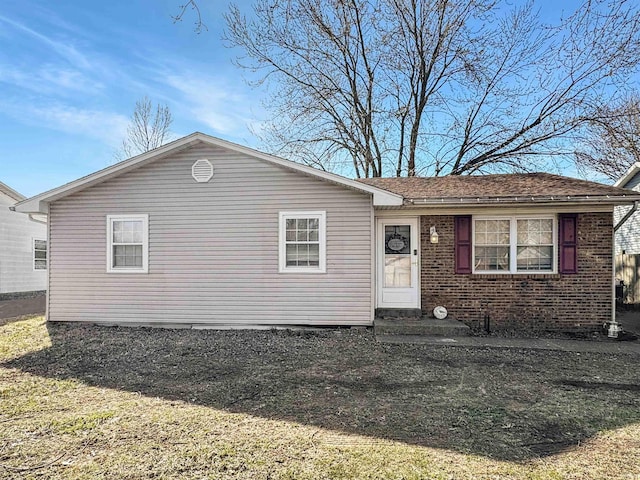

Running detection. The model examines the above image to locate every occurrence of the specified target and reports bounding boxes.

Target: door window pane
[384,224,412,287]
[385,256,411,287]
[385,225,411,254]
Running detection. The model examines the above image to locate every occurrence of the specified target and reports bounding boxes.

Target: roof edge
[14,134,203,214]
[14,132,403,214]
[614,162,640,188]
[405,194,640,207]
[199,135,403,206]
[0,182,26,202]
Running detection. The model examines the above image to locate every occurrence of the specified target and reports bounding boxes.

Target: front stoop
[375,308,422,319]
[374,316,471,338]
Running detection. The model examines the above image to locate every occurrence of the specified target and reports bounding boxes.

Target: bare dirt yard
[1,317,640,479]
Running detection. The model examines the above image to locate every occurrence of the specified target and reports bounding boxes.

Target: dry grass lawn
[1,316,640,479]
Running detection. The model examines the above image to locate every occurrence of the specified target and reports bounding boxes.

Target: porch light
[430,226,439,244]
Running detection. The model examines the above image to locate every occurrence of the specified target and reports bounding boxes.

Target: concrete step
[375,308,422,319]
[374,317,471,337]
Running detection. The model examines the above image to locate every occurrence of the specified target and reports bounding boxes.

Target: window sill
[278,269,326,274]
[468,273,561,280]
[106,269,149,274]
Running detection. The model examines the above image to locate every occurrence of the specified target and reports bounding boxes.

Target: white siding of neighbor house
[615,172,640,254]
[0,191,47,294]
[48,143,373,326]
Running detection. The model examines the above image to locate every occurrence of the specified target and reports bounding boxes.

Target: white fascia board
[14,132,403,213]
[404,195,640,207]
[14,135,203,214]
[0,182,26,202]
[614,162,640,188]
[370,190,404,206]
[376,204,615,216]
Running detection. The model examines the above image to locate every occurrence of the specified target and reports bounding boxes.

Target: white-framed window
[107,214,149,273]
[279,211,326,273]
[33,238,47,270]
[473,215,555,274]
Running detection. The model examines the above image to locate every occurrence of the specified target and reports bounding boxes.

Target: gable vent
[192,159,213,183]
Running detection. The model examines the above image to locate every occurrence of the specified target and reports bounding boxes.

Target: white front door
[376,217,420,309]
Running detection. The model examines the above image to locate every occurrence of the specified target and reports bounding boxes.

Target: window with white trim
[33,239,47,270]
[473,216,555,273]
[279,211,326,273]
[107,215,149,273]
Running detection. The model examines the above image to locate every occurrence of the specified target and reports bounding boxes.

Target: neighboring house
[613,163,640,303]
[13,133,640,331]
[614,162,640,255]
[0,182,47,297]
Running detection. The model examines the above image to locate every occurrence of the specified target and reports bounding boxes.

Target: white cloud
[0,100,129,147]
[0,14,92,70]
[40,65,103,92]
[0,63,104,96]
[0,9,269,154]
[164,72,262,136]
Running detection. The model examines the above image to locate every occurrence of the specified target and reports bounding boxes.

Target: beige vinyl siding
[48,144,373,326]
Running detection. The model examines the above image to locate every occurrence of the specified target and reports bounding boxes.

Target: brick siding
[420,213,612,332]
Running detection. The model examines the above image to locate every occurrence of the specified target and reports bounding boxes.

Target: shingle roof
[358,172,640,204]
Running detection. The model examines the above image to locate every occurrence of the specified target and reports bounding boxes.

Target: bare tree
[227,0,388,178]
[575,95,640,182]
[172,1,208,34]
[225,0,640,177]
[116,97,173,161]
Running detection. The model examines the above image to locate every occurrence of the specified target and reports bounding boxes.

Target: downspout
[614,201,638,233]
[610,201,639,333]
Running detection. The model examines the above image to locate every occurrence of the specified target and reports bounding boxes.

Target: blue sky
[0,0,618,197]
[0,0,262,197]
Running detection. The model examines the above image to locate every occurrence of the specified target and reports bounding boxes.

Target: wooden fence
[615,254,640,304]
